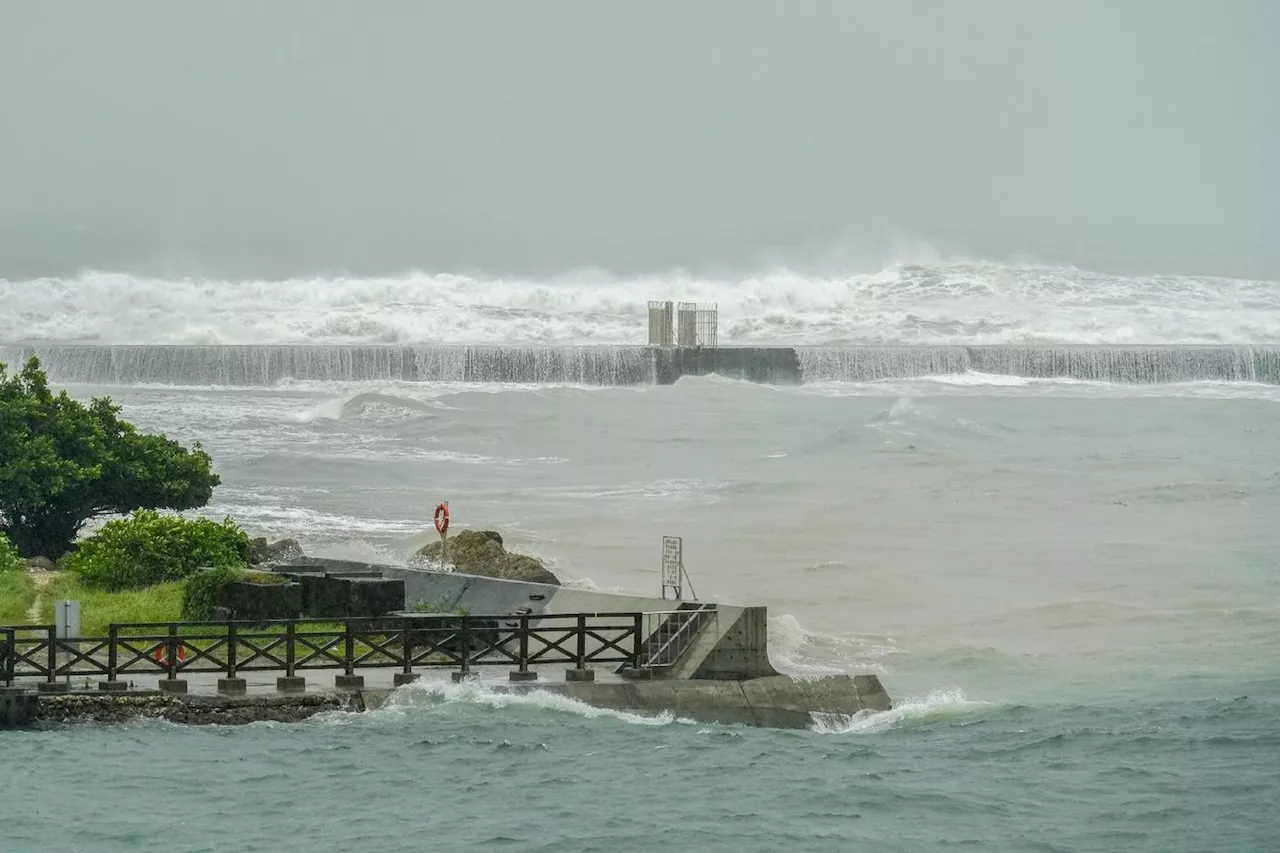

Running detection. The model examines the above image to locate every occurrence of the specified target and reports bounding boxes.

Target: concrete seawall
[272,557,891,727]
[5,343,1278,386]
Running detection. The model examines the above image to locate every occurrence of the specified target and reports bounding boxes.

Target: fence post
[226,619,238,679]
[157,623,187,693]
[46,625,58,686]
[458,615,471,677]
[277,619,305,694]
[3,627,14,687]
[107,625,118,682]
[632,613,643,668]
[508,613,535,682]
[166,624,178,676]
[576,614,587,670]
[402,620,413,676]
[344,620,354,677]
[393,618,419,687]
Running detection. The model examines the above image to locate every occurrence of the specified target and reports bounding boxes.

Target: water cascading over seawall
[0,345,659,386]
[795,345,1280,384]
[2,344,1278,386]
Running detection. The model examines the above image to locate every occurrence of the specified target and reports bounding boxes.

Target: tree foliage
[0,533,22,572]
[0,357,221,558]
[64,509,251,592]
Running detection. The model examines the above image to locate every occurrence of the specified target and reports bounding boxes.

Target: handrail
[0,611,690,686]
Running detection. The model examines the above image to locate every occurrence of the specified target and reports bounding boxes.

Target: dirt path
[26,570,60,623]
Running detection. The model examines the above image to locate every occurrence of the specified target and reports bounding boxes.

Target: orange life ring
[433,502,450,535]
[154,644,187,669]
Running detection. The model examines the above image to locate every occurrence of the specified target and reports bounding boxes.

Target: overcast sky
[0,1,1275,280]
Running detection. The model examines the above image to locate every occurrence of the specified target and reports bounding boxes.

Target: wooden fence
[1,612,656,688]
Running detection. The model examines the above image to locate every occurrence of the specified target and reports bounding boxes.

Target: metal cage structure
[676,302,718,348]
[647,301,675,346]
[648,300,718,347]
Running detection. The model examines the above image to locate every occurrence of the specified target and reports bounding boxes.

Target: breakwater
[2,344,1278,386]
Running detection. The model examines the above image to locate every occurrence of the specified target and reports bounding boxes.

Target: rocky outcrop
[414,530,560,585]
[249,537,304,565]
[24,556,56,572]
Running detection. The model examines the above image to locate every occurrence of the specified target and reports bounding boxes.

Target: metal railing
[676,302,718,348]
[1,612,658,686]
[635,604,717,670]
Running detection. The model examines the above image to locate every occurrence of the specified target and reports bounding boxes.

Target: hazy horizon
[1,1,1276,281]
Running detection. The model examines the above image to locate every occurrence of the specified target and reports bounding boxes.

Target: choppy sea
[1,263,1278,851]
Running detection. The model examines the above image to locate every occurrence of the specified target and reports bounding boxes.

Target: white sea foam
[810,688,995,734]
[3,261,1276,346]
[769,613,897,677]
[382,676,694,726]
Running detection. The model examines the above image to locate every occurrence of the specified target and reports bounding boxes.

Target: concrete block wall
[288,558,779,680]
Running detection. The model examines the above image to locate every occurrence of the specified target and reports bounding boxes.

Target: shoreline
[5,671,890,730]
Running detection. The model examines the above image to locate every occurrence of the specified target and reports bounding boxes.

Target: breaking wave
[2,261,1277,346]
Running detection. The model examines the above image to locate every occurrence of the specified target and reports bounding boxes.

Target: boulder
[249,537,304,566]
[24,556,57,572]
[415,529,559,585]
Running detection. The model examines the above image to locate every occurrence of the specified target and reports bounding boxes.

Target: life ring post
[433,501,450,567]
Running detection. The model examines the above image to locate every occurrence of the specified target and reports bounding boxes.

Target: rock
[24,556,56,572]
[414,529,560,585]
[249,537,304,565]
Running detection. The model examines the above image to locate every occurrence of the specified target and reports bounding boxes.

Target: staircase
[618,603,717,675]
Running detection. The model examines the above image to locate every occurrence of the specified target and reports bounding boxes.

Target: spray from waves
[369,676,694,727]
[769,614,898,677]
[3,261,1277,346]
[811,688,996,734]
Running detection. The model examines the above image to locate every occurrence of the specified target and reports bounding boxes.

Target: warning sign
[661,536,682,588]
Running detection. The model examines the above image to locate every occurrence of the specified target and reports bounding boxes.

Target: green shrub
[181,565,246,621]
[0,533,22,573]
[64,509,251,592]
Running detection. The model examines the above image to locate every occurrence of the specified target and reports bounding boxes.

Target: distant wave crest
[2,261,1277,346]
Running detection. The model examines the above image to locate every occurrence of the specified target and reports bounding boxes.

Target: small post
[46,625,57,686]
[37,626,68,692]
[217,619,248,696]
[167,624,178,676]
[565,614,594,682]
[394,619,419,687]
[98,624,127,691]
[277,620,305,693]
[441,501,450,568]
[335,620,363,690]
[2,628,13,688]
[344,620,354,677]
[509,614,536,682]
[452,614,472,682]
[158,624,187,694]
[632,613,644,668]
[226,619,238,679]
[575,614,587,669]
[107,625,118,681]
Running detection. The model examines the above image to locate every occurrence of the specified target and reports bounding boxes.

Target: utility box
[54,600,80,641]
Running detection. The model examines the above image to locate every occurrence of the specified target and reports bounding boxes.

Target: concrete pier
[5,343,1278,387]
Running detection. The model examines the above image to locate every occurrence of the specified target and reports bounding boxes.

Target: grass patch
[39,574,184,636]
[0,571,36,625]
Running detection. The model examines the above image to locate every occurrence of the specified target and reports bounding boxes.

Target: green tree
[0,357,220,559]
